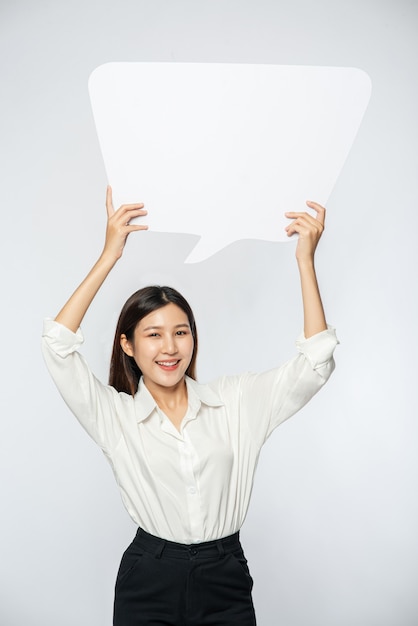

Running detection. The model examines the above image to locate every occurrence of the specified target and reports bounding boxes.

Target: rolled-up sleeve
[295,326,338,377]
[41,319,125,452]
[238,326,339,447]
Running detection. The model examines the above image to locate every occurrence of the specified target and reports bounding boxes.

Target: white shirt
[42,319,338,544]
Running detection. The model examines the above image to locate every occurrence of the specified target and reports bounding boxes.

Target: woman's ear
[120,334,134,357]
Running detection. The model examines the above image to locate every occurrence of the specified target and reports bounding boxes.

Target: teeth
[157,360,179,366]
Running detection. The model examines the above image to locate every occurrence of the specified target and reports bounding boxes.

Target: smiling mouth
[156,360,180,370]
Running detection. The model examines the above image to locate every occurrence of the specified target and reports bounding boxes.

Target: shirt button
[188,486,196,495]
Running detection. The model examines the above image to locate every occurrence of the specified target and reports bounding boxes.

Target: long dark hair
[109,286,198,395]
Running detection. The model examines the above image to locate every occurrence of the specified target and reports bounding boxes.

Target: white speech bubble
[89,63,371,262]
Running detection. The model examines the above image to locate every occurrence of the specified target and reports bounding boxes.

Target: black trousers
[113,528,257,626]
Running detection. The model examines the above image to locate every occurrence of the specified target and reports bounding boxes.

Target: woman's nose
[162,335,178,354]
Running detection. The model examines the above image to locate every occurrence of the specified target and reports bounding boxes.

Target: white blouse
[42,319,338,544]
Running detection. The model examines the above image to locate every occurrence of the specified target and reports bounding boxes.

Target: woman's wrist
[296,255,316,274]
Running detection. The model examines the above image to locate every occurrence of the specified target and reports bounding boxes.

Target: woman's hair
[109,286,198,395]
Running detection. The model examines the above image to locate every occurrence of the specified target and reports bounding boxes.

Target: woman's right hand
[103,186,148,261]
[54,187,148,332]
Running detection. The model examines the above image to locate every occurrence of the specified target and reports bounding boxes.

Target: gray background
[1,1,417,625]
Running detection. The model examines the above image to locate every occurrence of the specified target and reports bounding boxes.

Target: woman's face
[121,303,194,394]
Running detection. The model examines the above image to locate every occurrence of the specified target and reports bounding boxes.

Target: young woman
[42,187,338,626]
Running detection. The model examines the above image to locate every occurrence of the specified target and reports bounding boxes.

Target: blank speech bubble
[89,63,371,263]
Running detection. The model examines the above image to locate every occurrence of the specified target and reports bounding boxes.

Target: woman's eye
[176,330,187,335]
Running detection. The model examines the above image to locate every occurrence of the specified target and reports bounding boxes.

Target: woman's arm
[285,201,327,338]
[55,187,148,332]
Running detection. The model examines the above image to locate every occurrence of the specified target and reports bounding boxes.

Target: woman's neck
[144,376,188,415]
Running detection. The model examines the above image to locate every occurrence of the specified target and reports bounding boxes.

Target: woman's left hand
[285,201,326,263]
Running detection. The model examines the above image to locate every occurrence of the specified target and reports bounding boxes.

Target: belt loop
[216,539,225,559]
[154,539,166,559]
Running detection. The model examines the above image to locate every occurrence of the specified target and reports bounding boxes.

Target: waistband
[133,527,241,560]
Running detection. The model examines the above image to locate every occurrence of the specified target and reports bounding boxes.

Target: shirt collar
[133,378,157,423]
[185,377,224,408]
[133,376,224,424]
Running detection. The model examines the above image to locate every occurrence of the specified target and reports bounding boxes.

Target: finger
[117,204,146,221]
[285,211,321,226]
[285,218,301,237]
[111,205,146,227]
[285,223,298,237]
[286,224,306,238]
[106,185,114,218]
[285,215,323,238]
[285,210,324,231]
[120,206,147,225]
[306,201,326,225]
[119,203,146,210]
[285,211,313,219]
[127,223,149,232]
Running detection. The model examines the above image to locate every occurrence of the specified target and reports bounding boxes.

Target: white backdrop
[1,1,417,625]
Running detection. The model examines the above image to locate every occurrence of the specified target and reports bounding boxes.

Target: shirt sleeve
[41,319,126,452]
[236,326,339,448]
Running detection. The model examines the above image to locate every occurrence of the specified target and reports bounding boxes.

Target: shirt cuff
[42,318,84,357]
[295,325,339,369]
